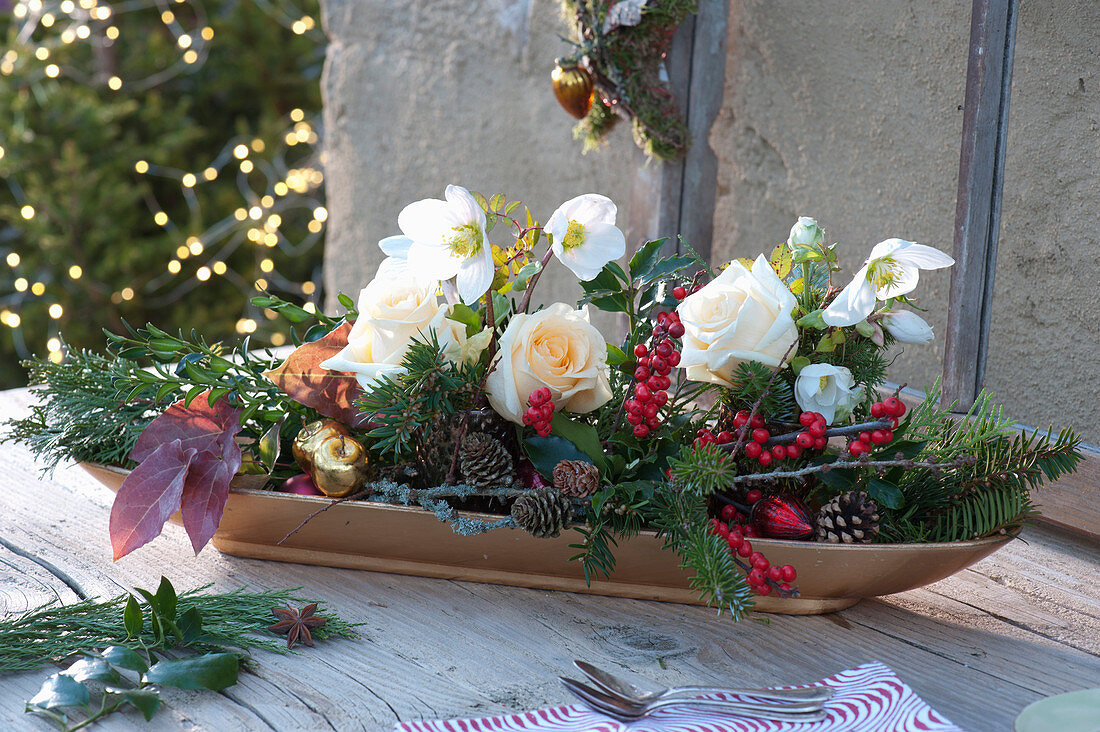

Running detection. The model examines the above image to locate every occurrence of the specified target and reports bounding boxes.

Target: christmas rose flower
[823,239,953,327]
[676,255,799,387]
[794,363,863,425]
[397,185,495,305]
[486,303,612,424]
[544,194,626,281]
[881,309,934,344]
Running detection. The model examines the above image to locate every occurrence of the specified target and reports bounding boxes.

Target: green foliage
[17,577,355,731]
[0,0,325,387]
[4,349,169,470]
[358,337,483,461]
[667,442,737,497]
[563,0,699,160]
[1,578,358,674]
[722,361,798,422]
[651,483,753,618]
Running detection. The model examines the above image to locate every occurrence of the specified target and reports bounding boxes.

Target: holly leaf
[63,656,121,685]
[866,478,904,510]
[144,653,239,691]
[131,393,241,463]
[110,441,196,560]
[549,413,608,473]
[101,646,148,675]
[106,688,162,722]
[263,322,365,426]
[178,431,241,554]
[523,435,593,480]
[28,673,90,711]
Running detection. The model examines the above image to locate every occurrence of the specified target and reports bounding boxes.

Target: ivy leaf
[549,413,608,473]
[101,646,148,675]
[106,688,162,722]
[866,478,904,510]
[262,322,366,426]
[143,653,239,691]
[109,440,195,560]
[63,656,122,685]
[28,673,90,711]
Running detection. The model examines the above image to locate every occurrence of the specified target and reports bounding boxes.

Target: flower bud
[787,216,825,250]
[882,309,934,344]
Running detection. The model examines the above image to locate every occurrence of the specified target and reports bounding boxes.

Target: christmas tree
[0,0,325,386]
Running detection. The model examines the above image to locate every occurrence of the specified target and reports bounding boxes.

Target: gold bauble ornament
[309,434,371,498]
[293,419,349,474]
[551,61,595,119]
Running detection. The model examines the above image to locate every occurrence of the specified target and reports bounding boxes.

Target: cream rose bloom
[320,272,445,388]
[486,303,613,424]
[677,254,799,387]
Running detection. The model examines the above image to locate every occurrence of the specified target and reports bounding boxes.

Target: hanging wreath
[553,0,699,161]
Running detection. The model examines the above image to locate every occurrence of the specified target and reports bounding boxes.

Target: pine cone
[552,460,600,498]
[715,398,739,435]
[815,491,881,544]
[459,432,514,488]
[511,489,572,538]
[417,409,515,486]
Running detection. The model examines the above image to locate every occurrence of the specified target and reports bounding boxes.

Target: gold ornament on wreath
[554,0,698,160]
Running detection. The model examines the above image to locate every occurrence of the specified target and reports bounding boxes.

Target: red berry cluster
[624,312,684,439]
[848,397,906,456]
[522,387,555,437]
[708,498,797,597]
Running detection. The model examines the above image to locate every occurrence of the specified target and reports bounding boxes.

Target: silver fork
[573,660,834,706]
[559,677,829,724]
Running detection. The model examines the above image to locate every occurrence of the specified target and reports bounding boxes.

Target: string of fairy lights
[0,0,327,363]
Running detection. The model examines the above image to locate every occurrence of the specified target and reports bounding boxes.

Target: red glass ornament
[750,494,814,540]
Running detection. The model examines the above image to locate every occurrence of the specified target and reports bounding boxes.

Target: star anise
[268,603,327,649]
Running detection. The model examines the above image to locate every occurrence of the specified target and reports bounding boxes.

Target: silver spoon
[560,677,829,723]
[573,660,834,706]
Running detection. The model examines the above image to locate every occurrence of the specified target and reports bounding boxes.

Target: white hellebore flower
[545,194,626,281]
[676,255,799,387]
[794,363,863,425]
[319,275,444,389]
[881,309,934,344]
[823,238,953,327]
[397,185,495,305]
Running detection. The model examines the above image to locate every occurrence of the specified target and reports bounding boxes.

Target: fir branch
[0,586,358,674]
[652,484,753,619]
[668,442,738,496]
[4,349,169,471]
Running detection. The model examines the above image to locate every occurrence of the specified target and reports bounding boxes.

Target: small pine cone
[715,398,738,435]
[459,432,514,488]
[511,488,572,538]
[552,460,600,498]
[814,491,881,544]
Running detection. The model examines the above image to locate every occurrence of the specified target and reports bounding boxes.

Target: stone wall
[319,0,636,329]
[321,0,1099,442]
[709,0,1098,443]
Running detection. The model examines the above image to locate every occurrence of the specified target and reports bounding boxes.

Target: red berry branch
[707,507,799,599]
[624,309,684,439]
[523,387,555,437]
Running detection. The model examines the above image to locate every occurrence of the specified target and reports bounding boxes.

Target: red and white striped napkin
[395,663,961,732]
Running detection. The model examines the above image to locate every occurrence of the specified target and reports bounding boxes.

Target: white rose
[676,254,799,387]
[429,307,493,365]
[787,216,825,250]
[486,303,613,424]
[320,274,445,388]
[881,309,934,344]
[794,363,863,425]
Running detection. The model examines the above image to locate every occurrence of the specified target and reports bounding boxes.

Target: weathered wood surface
[1,387,1097,731]
[942,0,1020,408]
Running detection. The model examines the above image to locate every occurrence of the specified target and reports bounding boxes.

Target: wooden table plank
[1,387,1098,731]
